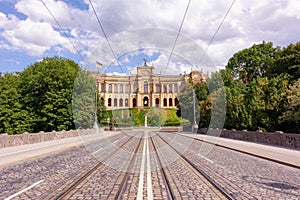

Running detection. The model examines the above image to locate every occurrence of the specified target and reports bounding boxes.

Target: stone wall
[0,129,93,148]
[198,128,300,149]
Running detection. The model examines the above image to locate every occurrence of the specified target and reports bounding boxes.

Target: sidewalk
[0,132,119,167]
[181,133,300,168]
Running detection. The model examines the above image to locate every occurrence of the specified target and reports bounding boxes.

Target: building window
[133,98,137,107]
[119,98,123,107]
[175,98,179,107]
[114,98,117,107]
[114,84,118,93]
[163,98,167,107]
[133,83,137,93]
[169,84,173,93]
[144,81,148,93]
[125,84,129,93]
[119,84,123,93]
[174,83,178,93]
[143,96,149,107]
[169,98,173,106]
[163,84,167,93]
[108,84,112,93]
[125,98,129,107]
[101,83,105,92]
[156,84,160,93]
[155,98,159,107]
[108,98,112,107]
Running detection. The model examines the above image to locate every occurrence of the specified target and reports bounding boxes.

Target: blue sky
[1,0,300,74]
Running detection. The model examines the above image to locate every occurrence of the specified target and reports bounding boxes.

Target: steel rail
[149,133,175,200]
[156,132,235,200]
[115,133,144,200]
[55,133,137,199]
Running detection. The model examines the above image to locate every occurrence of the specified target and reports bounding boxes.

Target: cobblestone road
[0,130,299,199]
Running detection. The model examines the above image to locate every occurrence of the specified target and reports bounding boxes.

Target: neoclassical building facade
[90,65,207,110]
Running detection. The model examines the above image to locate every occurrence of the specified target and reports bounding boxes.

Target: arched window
[125,98,129,107]
[174,83,178,93]
[155,98,159,107]
[133,98,137,107]
[163,98,167,107]
[144,81,148,93]
[169,84,173,93]
[175,98,179,107]
[114,84,118,93]
[143,96,149,107]
[169,98,173,106]
[156,84,160,93]
[101,83,105,92]
[163,84,167,93]
[133,83,137,93]
[108,98,112,107]
[119,98,123,107]
[114,98,117,107]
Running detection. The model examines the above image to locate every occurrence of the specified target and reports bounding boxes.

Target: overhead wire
[88,0,124,73]
[197,0,236,67]
[162,0,192,75]
[40,0,84,61]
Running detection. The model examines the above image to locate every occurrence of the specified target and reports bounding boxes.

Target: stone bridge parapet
[0,129,94,148]
[198,128,300,149]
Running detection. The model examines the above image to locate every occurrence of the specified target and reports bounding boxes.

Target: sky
[0,0,300,75]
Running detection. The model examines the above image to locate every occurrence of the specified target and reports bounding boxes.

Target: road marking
[5,180,44,200]
[91,148,103,155]
[198,154,214,163]
[137,136,146,199]
[146,136,153,200]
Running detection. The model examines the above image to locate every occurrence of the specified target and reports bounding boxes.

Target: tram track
[152,133,231,199]
[55,132,142,199]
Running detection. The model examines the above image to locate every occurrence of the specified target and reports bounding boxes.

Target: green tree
[72,70,97,129]
[279,78,300,132]
[0,73,34,134]
[177,83,198,126]
[245,76,288,131]
[272,42,300,82]
[226,41,278,83]
[20,57,80,132]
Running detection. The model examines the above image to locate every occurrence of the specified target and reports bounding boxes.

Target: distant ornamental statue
[143,59,148,66]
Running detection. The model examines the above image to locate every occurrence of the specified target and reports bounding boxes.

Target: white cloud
[1,0,300,70]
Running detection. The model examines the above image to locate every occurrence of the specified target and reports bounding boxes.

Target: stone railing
[0,129,94,148]
[198,128,300,149]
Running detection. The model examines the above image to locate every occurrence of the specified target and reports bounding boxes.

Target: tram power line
[40,0,84,61]
[88,0,124,73]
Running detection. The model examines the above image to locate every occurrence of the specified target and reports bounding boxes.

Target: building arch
[114,98,117,107]
[132,98,137,107]
[169,98,173,106]
[175,97,179,107]
[155,98,159,107]
[108,98,112,107]
[163,98,167,107]
[144,81,148,93]
[119,98,123,107]
[143,96,149,107]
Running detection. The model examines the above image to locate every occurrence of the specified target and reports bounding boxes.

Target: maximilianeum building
[90,64,207,110]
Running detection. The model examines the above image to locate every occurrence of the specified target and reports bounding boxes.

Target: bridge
[0,128,299,199]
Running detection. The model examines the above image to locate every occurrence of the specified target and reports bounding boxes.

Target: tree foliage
[195,41,299,133]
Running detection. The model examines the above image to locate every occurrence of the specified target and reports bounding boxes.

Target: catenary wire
[88,0,124,73]
[40,0,84,61]
[162,0,192,75]
[197,0,236,67]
